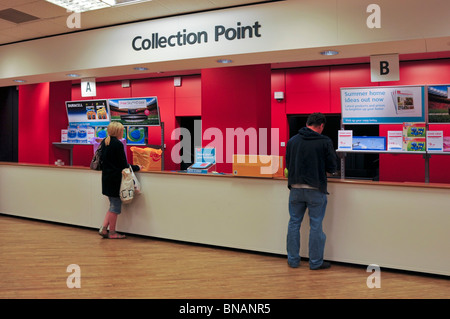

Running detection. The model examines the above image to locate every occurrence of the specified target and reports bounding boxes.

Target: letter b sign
[370,54,399,82]
[379,61,390,75]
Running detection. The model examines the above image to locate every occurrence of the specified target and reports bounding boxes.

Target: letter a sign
[81,77,97,97]
[370,54,399,82]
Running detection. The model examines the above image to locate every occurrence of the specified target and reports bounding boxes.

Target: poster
[109,97,160,126]
[341,86,425,124]
[65,99,110,127]
[428,85,450,123]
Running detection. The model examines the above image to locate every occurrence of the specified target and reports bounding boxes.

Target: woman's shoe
[108,231,126,239]
[98,226,108,238]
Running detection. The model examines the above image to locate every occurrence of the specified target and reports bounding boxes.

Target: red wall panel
[71,84,85,101]
[175,75,201,117]
[271,69,288,160]
[18,83,50,164]
[382,59,450,86]
[285,67,330,114]
[202,64,272,173]
[19,82,72,165]
[97,81,131,99]
[49,81,72,165]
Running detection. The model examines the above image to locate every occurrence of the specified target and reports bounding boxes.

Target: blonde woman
[99,122,141,239]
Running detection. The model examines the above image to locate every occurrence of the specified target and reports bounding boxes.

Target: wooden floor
[0,214,448,299]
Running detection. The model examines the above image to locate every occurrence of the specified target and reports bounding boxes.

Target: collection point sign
[132,21,262,51]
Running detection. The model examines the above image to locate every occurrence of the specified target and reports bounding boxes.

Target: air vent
[0,8,39,24]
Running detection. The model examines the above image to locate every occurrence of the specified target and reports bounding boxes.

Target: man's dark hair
[306,112,326,127]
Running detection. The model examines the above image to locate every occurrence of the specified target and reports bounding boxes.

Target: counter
[0,163,448,276]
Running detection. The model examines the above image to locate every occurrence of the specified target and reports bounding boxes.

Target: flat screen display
[352,136,386,150]
[65,99,110,127]
[109,97,161,126]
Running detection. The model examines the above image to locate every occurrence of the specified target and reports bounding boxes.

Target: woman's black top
[101,136,140,197]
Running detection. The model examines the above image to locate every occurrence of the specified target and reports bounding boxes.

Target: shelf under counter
[52,142,94,166]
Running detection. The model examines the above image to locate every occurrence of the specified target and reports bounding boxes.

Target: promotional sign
[341,86,425,124]
[65,99,110,127]
[403,137,426,152]
[402,122,426,137]
[338,130,353,150]
[428,85,450,123]
[427,131,443,152]
[387,131,403,150]
[109,97,160,126]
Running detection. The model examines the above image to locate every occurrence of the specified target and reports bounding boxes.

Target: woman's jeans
[287,188,327,269]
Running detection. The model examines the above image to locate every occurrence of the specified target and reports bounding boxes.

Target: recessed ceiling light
[320,50,339,56]
[66,73,80,78]
[46,0,109,12]
[217,59,233,64]
[112,0,153,7]
[45,0,152,13]
[134,67,148,71]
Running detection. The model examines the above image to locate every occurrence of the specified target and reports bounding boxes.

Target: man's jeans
[287,188,327,269]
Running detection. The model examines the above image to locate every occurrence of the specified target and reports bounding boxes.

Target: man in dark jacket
[285,112,337,270]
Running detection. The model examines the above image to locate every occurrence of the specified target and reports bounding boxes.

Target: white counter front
[0,163,448,276]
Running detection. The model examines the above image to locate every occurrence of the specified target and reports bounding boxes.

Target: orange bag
[130,147,162,171]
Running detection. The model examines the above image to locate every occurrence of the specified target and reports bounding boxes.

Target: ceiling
[1,0,450,84]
